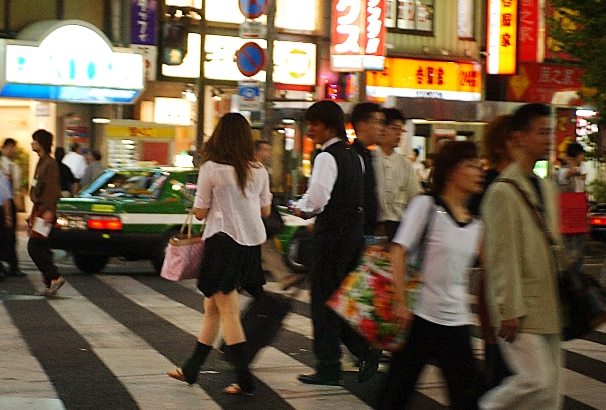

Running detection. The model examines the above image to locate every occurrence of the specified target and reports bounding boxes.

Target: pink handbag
[160,209,204,281]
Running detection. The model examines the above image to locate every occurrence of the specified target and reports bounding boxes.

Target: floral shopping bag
[160,209,204,282]
[326,245,421,351]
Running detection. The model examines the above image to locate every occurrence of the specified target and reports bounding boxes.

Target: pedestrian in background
[468,115,514,390]
[54,147,78,197]
[410,148,426,183]
[380,141,484,409]
[373,108,420,242]
[480,103,563,409]
[557,141,587,261]
[28,130,64,297]
[0,138,24,276]
[62,142,87,182]
[0,172,13,279]
[81,149,105,188]
[350,102,384,235]
[294,100,381,386]
[168,113,271,396]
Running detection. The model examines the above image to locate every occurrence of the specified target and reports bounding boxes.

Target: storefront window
[385,0,434,34]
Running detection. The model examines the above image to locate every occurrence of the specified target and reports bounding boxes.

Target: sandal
[223,383,254,396]
[167,368,192,385]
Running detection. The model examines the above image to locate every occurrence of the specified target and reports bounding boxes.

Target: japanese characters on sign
[330,0,387,72]
[506,63,583,103]
[487,0,518,74]
[131,0,157,46]
[366,57,482,101]
[519,0,541,63]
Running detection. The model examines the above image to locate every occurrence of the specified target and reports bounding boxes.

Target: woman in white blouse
[380,141,485,409]
[168,113,272,396]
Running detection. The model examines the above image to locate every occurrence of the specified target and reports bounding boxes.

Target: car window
[83,171,167,199]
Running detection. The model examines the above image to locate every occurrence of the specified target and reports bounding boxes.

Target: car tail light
[590,216,606,226]
[87,215,123,231]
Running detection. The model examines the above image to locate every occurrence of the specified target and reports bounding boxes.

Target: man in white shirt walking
[374,109,421,241]
[62,142,87,182]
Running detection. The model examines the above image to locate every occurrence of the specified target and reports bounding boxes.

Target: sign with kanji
[330,0,387,72]
[487,0,518,74]
[366,57,482,101]
[519,0,541,63]
[236,42,266,77]
[506,63,583,104]
[131,0,157,46]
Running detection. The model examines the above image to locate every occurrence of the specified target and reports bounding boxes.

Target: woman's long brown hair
[200,112,257,194]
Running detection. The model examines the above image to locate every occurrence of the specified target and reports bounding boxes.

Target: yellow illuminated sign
[487,0,518,75]
[105,125,175,139]
[366,58,482,101]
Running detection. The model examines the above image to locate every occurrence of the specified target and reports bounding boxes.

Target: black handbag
[499,178,606,340]
[263,200,285,238]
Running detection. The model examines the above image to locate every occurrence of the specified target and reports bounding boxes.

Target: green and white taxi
[49,167,201,273]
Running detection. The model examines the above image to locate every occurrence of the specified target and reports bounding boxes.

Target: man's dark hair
[70,142,80,153]
[91,149,102,161]
[254,139,271,151]
[566,142,585,158]
[413,148,420,156]
[305,100,347,140]
[33,130,53,154]
[511,103,551,132]
[2,138,16,148]
[350,102,382,127]
[383,108,405,125]
[432,141,478,195]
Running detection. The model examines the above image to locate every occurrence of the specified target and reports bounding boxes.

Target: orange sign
[330,0,387,72]
[487,0,518,74]
[366,58,482,101]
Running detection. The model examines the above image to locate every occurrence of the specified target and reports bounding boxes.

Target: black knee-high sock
[225,342,254,393]
[182,341,212,384]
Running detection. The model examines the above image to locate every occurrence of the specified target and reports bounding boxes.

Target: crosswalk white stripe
[561,368,606,409]
[0,304,63,409]
[98,275,373,409]
[23,276,220,410]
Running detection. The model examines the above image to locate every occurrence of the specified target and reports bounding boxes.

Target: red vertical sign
[519,0,540,62]
[330,0,386,72]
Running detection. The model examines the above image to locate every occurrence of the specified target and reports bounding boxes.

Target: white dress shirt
[373,146,421,222]
[62,152,87,180]
[0,156,21,191]
[0,173,12,201]
[194,161,272,246]
[296,138,340,215]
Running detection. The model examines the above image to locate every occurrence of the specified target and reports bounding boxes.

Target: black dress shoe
[358,348,382,383]
[297,373,343,386]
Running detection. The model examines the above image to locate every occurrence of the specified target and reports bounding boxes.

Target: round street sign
[236,42,266,77]
[239,0,269,19]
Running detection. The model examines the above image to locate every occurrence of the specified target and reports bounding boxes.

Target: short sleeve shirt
[0,173,12,201]
[393,195,482,326]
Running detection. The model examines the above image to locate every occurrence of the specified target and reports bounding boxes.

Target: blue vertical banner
[131,0,157,45]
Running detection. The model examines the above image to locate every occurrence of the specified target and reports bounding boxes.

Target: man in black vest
[350,102,384,235]
[294,100,381,386]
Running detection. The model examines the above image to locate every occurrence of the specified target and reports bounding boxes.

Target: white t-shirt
[62,152,87,180]
[194,160,272,246]
[393,195,482,326]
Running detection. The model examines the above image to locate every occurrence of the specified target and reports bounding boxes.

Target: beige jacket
[481,163,562,335]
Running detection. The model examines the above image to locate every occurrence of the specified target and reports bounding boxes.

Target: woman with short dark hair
[380,141,485,409]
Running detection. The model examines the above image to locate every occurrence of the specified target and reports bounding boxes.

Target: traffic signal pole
[195,0,207,153]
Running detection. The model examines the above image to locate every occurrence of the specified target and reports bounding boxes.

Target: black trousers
[27,237,59,287]
[0,199,19,271]
[379,316,481,410]
[310,227,367,378]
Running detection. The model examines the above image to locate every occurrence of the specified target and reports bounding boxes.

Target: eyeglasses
[387,125,406,133]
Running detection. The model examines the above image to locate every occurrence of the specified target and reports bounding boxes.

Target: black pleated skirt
[197,232,264,297]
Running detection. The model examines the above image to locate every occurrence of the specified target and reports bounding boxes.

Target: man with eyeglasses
[373,109,421,241]
[350,102,384,235]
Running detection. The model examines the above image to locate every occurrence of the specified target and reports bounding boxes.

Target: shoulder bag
[160,208,204,282]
